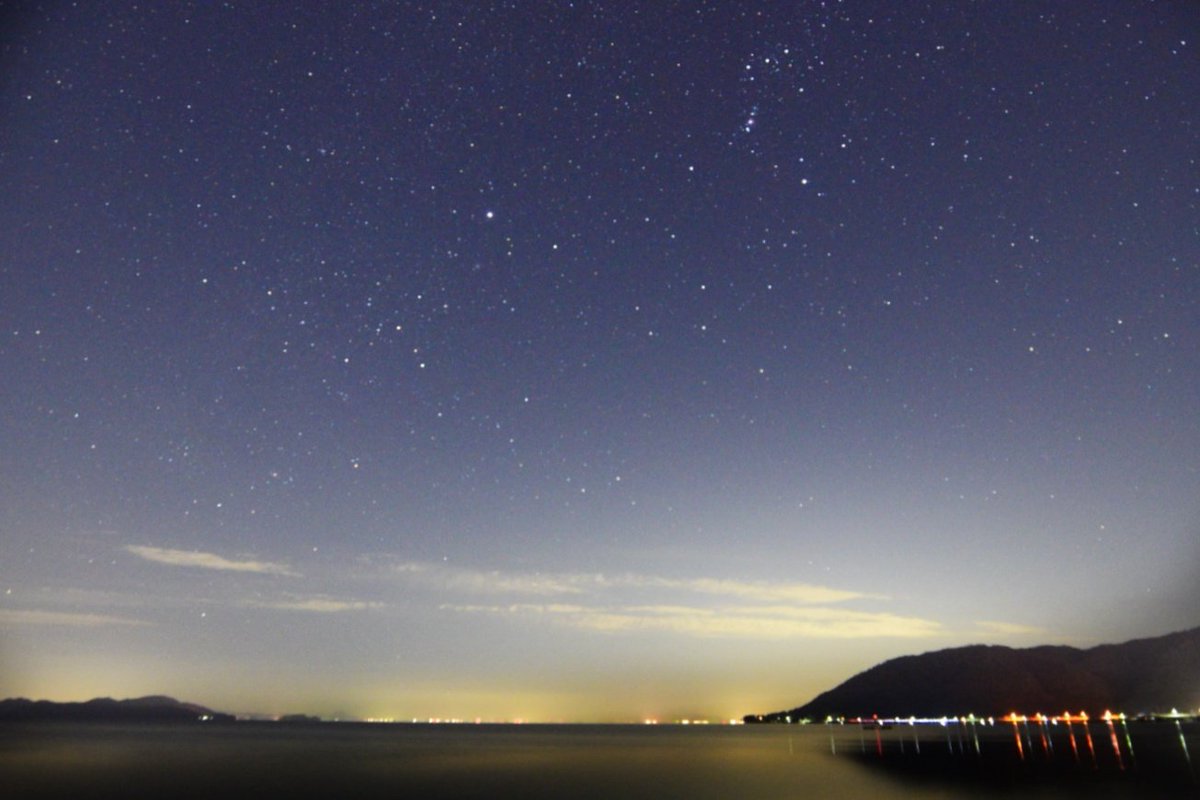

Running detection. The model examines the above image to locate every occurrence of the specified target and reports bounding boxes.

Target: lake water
[1,720,1195,798]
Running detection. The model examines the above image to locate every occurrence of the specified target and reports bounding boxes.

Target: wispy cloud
[973,620,1046,637]
[394,562,586,596]
[252,597,383,613]
[125,545,299,576]
[441,603,942,640]
[394,562,871,604]
[607,575,876,604]
[401,561,939,640]
[0,609,150,627]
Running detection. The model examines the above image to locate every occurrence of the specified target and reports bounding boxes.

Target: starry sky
[1,1,1197,723]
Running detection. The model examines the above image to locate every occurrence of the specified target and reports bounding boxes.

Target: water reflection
[0,720,1194,799]
[825,715,1198,795]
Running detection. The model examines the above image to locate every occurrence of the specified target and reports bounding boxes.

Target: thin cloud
[393,562,585,596]
[253,597,383,613]
[0,609,150,627]
[395,562,868,603]
[441,603,943,640]
[973,620,1047,637]
[125,545,299,576]
[610,575,876,604]
[409,562,930,640]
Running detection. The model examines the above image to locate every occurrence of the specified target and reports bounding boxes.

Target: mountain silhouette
[0,695,234,723]
[752,626,1200,721]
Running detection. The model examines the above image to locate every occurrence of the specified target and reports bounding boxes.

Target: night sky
[1,1,1197,722]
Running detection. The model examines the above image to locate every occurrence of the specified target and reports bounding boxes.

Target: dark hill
[755,626,1200,721]
[0,695,234,723]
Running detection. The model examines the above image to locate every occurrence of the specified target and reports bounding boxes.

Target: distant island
[0,695,235,723]
[749,625,1200,722]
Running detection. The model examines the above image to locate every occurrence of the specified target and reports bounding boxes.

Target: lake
[1,720,1195,798]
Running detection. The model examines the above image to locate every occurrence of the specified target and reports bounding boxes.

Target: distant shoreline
[0,696,234,724]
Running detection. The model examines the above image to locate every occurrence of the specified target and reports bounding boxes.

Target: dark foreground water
[1,720,1195,799]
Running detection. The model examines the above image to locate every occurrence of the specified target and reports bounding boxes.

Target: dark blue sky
[1,1,1197,721]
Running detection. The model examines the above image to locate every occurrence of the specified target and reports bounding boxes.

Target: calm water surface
[1,721,1194,799]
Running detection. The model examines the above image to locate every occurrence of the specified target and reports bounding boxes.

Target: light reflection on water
[0,722,1193,799]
